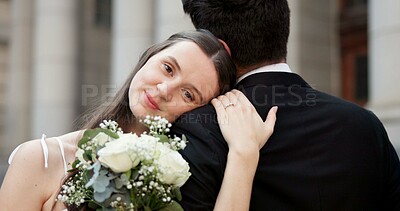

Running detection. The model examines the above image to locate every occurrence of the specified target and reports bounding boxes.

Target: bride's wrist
[228,146,260,164]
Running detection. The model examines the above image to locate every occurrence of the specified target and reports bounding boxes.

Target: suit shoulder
[316,91,386,135]
[318,91,378,119]
[173,104,219,130]
[171,104,227,153]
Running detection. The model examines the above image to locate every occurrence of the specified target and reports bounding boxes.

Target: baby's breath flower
[99,120,123,133]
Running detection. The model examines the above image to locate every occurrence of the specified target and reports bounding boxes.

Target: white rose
[156,146,191,187]
[93,132,110,146]
[98,133,140,173]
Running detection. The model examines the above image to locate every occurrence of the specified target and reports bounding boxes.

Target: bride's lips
[144,91,160,110]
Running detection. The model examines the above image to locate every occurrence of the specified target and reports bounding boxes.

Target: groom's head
[182,0,290,71]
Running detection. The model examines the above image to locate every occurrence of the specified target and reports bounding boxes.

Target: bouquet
[57,116,191,211]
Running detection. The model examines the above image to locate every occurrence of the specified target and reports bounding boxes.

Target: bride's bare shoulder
[7,139,44,171]
[57,130,84,151]
[56,130,84,161]
[9,131,83,170]
[1,131,83,210]
[2,136,62,202]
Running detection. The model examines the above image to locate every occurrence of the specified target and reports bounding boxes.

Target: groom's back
[172,72,400,210]
[244,79,398,210]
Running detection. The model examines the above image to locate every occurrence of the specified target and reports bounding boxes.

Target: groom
[172,0,400,210]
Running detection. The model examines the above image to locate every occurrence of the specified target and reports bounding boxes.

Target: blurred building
[0,0,399,182]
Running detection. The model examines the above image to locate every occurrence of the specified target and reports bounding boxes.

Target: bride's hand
[212,90,277,211]
[211,89,278,154]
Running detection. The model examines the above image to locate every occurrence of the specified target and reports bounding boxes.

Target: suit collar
[234,72,311,89]
[236,63,292,84]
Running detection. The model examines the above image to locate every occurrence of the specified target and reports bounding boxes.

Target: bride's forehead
[162,41,205,55]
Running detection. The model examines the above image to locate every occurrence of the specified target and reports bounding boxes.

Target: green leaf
[173,188,182,201]
[78,136,91,148]
[88,201,101,209]
[144,206,152,211]
[124,169,132,179]
[79,128,119,148]
[83,149,93,161]
[99,128,119,139]
[158,201,184,211]
[71,159,80,169]
[130,169,139,180]
[157,134,170,143]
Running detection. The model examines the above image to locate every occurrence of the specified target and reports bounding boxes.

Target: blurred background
[0,0,399,183]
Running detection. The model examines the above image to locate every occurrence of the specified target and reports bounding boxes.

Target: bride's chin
[131,107,154,120]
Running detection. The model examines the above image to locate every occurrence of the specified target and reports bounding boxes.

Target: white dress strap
[55,137,68,173]
[8,134,49,167]
[40,134,49,168]
[8,145,22,165]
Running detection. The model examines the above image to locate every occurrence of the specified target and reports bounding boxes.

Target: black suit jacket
[171,72,400,210]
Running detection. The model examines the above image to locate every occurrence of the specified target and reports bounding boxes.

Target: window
[339,0,368,106]
[354,55,368,101]
[346,0,368,8]
[95,0,112,27]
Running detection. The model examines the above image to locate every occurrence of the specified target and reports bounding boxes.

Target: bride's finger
[232,89,253,109]
[264,106,278,134]
[217,95,235,111]
[211,98,229,124]
[231,89,241,96]
[212,98,225,114]
[225,91,238,107]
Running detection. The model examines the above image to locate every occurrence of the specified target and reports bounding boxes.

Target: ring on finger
[224,102,235,109]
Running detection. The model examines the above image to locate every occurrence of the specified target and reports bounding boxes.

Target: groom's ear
[218,39,231,56]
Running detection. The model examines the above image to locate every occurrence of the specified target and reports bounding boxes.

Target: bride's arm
[0,140,52,210]
[211,89,277,211]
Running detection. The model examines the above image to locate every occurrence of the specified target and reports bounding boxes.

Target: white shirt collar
[236,63,292,85]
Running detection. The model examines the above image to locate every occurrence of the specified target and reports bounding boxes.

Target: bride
[0,30,277,210]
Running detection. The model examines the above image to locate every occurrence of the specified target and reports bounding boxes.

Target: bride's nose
[157,81,177,102]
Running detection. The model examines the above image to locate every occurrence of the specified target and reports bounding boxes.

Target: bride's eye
[182,89,194,102]
[163,64,173,76]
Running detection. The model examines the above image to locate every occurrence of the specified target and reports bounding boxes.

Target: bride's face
[129,41,219,122]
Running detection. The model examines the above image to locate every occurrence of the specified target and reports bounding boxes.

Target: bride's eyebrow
[167,56,181,72]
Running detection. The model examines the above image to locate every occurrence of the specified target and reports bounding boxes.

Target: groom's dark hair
[182,0,290,69]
